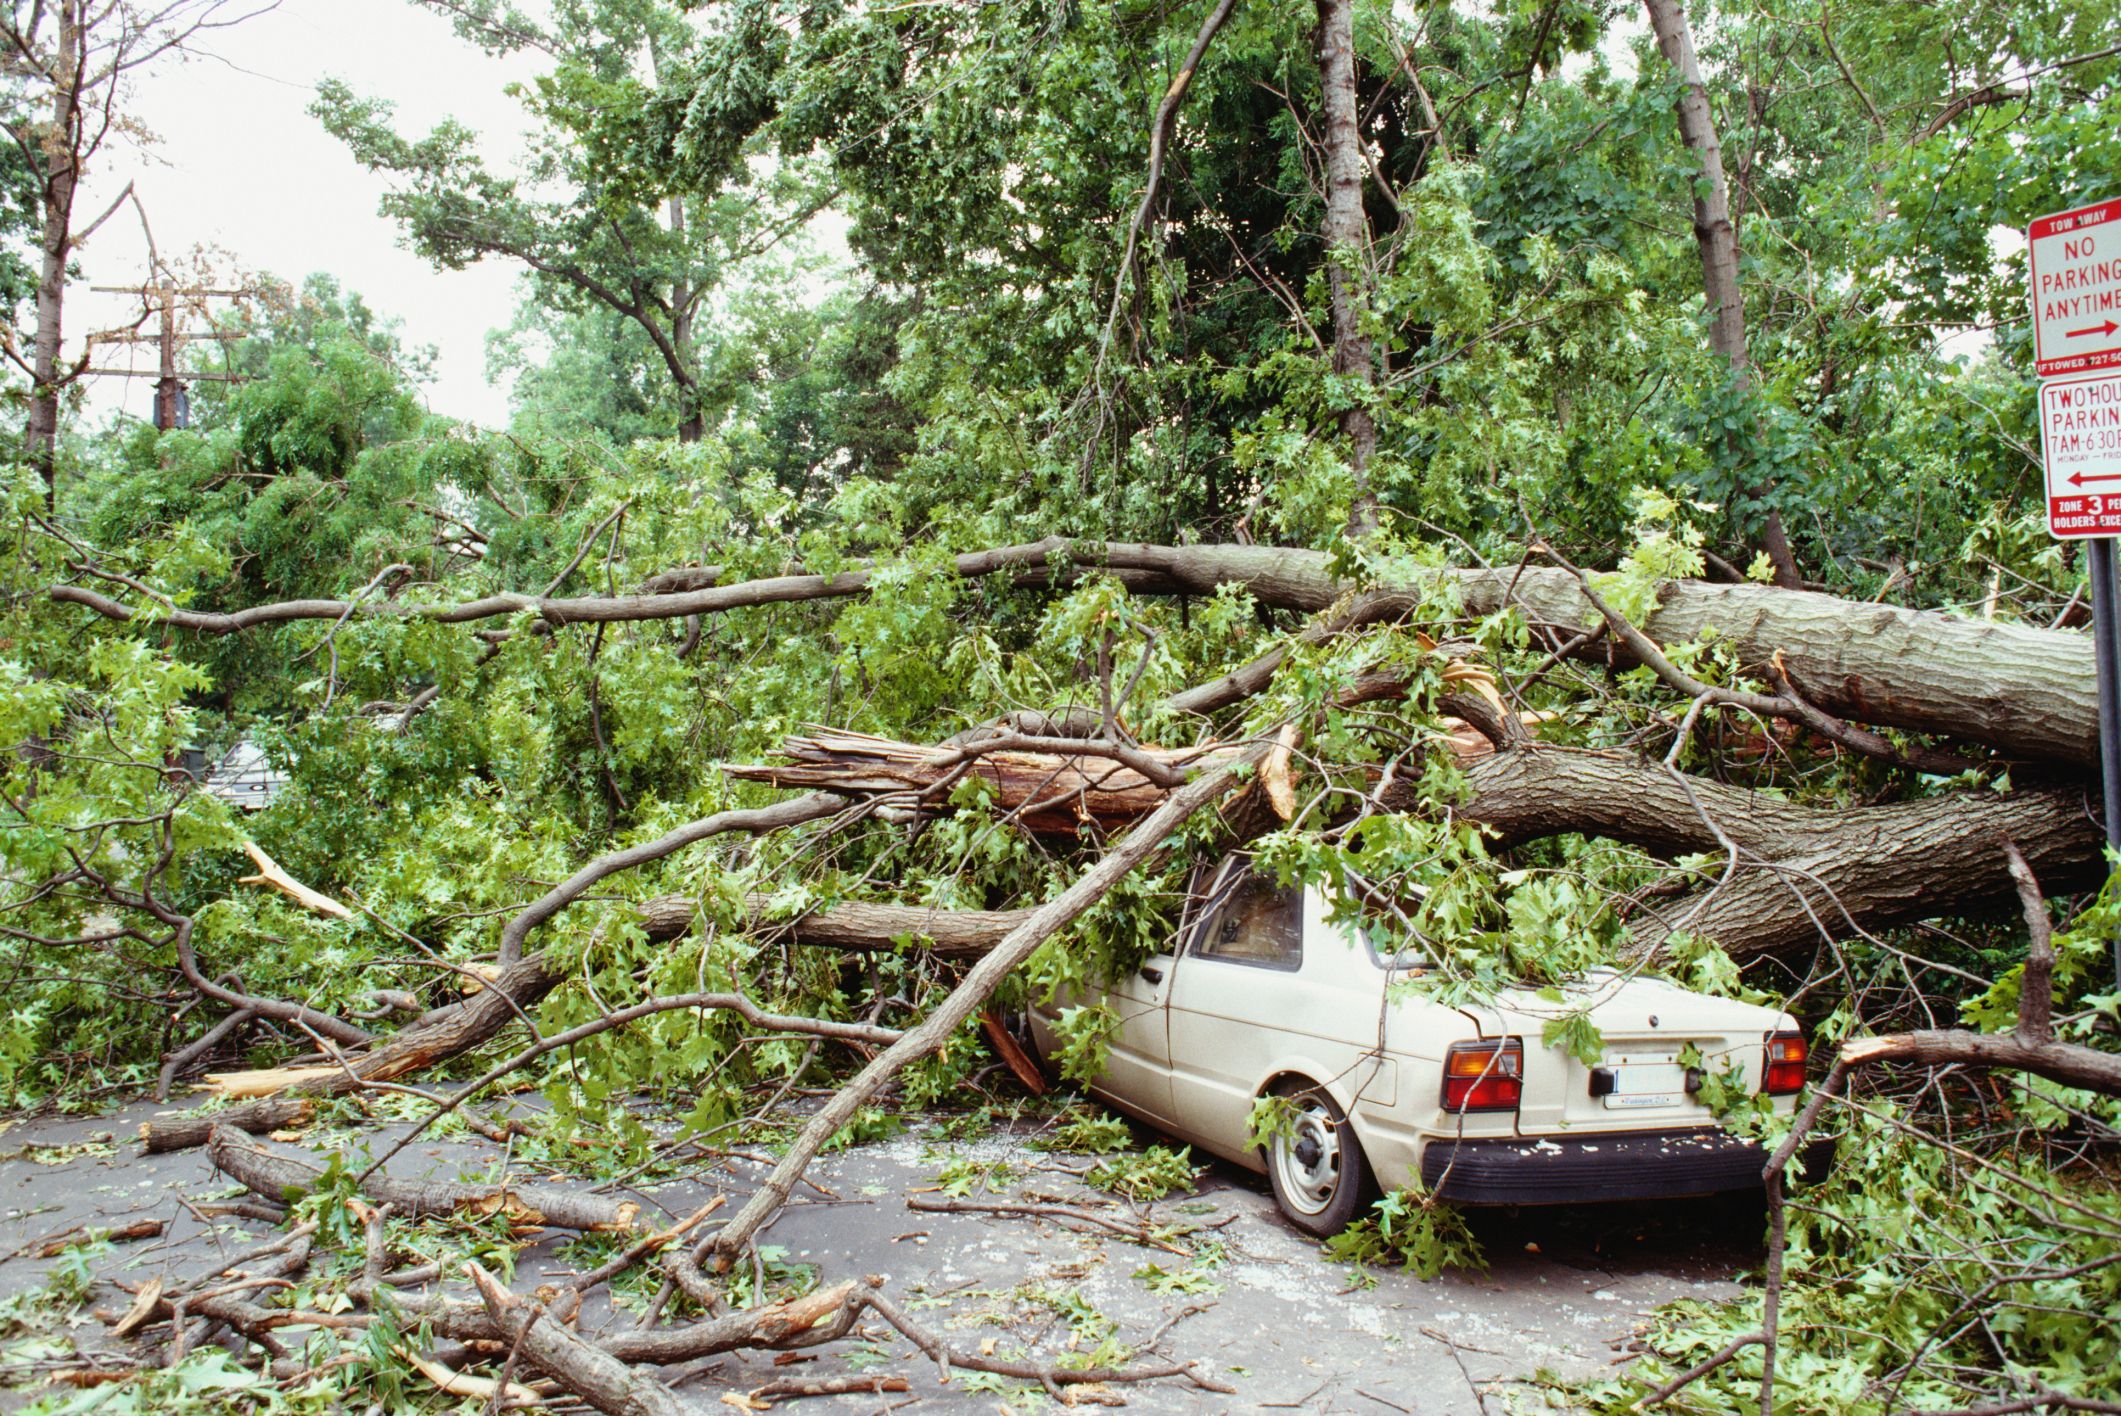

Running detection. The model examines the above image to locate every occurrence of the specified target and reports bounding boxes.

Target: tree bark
[1316,0,1380,537]
[637,891,1035,953]
[1838,1028,2121,1096]
[1434,748,2103,957]
[143,951,566,1151]
[1641,0,1802,590]
[465,1262,692,1416]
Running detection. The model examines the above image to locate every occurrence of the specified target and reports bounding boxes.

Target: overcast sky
[73,0,542,429]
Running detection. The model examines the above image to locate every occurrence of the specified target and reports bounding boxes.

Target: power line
[84,280,263,428]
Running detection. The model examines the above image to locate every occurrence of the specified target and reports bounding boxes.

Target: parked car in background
[1026,856,1817,1235]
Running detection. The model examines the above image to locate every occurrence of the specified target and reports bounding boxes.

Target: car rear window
[1194,875,1303,969]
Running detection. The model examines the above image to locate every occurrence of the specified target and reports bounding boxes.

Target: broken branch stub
[465,1261,689,1416]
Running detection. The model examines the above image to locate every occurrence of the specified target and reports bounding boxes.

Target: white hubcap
[1272,1098,1343,1215]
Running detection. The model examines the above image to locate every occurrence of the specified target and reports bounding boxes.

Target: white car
[1027,858,1815,1235]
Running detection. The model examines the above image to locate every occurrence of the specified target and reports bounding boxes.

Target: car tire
[1262,1079,1371,1237]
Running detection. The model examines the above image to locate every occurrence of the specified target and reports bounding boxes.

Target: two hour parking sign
[2040,370,2121,539]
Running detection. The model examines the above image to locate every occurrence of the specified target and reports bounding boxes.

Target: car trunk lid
[1453,971,1784,1136]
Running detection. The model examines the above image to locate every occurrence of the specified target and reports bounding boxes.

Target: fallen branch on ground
[208,1126,644,1232]
[906,1195,1191,1252]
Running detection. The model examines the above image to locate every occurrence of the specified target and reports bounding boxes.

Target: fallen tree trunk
[1066,543,2097,767]
[709,733,2105,962]
[1426,748,2105,957]
[209,1127,643,1231]
[57,539,2100,764]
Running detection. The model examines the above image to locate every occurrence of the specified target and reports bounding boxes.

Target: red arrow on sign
[2069,471,2121,487]
[2068,320,2121,339]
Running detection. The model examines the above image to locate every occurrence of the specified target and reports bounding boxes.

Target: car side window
[1193,875,1303,970]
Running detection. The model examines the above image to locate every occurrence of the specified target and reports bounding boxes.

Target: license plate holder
[1602,1060,1687,1110]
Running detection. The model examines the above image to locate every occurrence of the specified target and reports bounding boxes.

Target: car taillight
[1441,1038,1523,1112]
[1762,1031,1807,1095]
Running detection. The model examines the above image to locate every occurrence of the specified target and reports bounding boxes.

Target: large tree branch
[49,538,2103,766]
[708,734,2106,964]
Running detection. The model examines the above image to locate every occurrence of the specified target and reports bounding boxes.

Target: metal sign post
[2031,197,2121,985]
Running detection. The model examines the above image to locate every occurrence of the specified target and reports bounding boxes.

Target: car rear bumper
[1417,1128,1833,1205]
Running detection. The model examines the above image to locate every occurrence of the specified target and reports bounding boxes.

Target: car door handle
[1139,965,1164,985]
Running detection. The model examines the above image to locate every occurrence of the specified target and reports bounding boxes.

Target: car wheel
[1263,1081,1371,1237]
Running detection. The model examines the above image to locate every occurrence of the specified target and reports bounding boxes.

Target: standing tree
[315,0,832,443]
[0,0,271,495]
[1642,0,1803,588]
[1314,0,1379,538]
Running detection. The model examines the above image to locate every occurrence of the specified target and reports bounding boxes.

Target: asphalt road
[0,1100,1763,1413]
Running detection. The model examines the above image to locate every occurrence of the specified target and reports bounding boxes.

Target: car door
[1164,868,1307,1160]
[1086,949,1179,1126]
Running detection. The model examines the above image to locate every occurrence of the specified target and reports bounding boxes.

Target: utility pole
[84,279,255,428]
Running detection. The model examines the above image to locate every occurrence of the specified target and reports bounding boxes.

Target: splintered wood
[726,715,1544,836]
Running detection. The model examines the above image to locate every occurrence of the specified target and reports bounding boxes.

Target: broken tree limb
[709,740,1273,1259]
[354,989,904,1182]
[636,892,1036,951]
[724,730,1234,836]
[141,951,563,1152]
[236,841,352,919]
[1829,845,2119,1097]
[1430,749,2104,958]
[54,539,2102,765]
[1836,1030,2121,1096]
[144,796,848,1153]
[172,918,373,1048]
[854,1279,1238,1395]
[208,1126,643,1232]
[1539,541,1976,776]
[155,1006,254,1101]
[464,1261,689,1416]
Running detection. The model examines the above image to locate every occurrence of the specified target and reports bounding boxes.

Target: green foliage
[1244,1092,1303,1151]
[1324,1184,1487,1283]
[1084,1145,1199,1202]
[1046,1004,1122,1085]
[934,1152,1021,1197]
[1039,1108,1134,1155]
[1132,1260,1224,1297]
